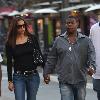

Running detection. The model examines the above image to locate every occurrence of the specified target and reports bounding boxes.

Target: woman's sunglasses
[17,24,25,29]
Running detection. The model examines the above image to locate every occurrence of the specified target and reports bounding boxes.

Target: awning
[85,4,100,12]
[8,11,20,16]
[0,7,16,16]
[0,12,11,16]
[34,8,58,13]
[32,1,62,7]
[20,9,34,14]
[59,4,93,12]
[32,2,50,7]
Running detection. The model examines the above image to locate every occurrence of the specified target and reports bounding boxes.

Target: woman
[0,53,3,96]
[5,17,44,100]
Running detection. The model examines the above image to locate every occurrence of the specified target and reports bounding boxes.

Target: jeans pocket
[13,73,24,83]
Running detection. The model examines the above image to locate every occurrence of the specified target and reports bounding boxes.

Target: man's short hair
[67,15,79,22]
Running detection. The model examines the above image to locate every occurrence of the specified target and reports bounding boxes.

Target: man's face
[66,18,78,34]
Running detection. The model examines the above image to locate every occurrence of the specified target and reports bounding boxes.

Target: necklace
[67,33,77,51]
[69,46,71,51]
[68,37,76,52]
[67,37,76,44]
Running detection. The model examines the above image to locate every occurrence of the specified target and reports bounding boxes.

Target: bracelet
[90,66,94,70]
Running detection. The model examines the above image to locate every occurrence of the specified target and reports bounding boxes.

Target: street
[1,65,97,100]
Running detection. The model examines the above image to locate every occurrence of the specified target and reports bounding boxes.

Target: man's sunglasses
[17,24,25,29]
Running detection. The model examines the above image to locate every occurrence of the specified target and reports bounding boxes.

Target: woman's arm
[5,43,13,82]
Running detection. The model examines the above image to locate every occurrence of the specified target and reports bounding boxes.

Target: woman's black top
[6,34,43,81]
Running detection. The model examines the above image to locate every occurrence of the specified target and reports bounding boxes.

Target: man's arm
[0,63,2,80]
[0,63,2,96]
[89,26,93,39]
[43,38,58,84]
[88,26,96,76]
[0,54,3,81]
[87,38,96,76]
[0,54,3,96]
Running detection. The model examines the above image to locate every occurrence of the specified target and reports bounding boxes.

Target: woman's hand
[44,74,50,84]
[8,81,14,91]
[87,66,95,76]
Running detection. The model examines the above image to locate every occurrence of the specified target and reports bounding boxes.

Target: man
[0,53,3,96]
[90,22,100,100]
[43,16,96,100]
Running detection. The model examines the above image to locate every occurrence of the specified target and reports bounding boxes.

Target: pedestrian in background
[0,53,3,96]
[90,22,100,100]
[5,17,44,100]
[43,15,96,100]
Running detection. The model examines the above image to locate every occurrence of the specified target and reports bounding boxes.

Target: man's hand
[87,66,95,76]
[43,74,50,84]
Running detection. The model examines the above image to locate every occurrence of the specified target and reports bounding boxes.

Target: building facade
[0,0,99,53]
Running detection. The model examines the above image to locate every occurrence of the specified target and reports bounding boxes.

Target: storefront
[33,13,61,56]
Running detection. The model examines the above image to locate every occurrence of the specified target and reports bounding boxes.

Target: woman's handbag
[32,35,44,66]
[33,48,44,66]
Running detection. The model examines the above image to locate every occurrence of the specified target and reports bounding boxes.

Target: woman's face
[17,20,26,35]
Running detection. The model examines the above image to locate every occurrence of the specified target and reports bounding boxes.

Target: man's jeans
[59,82,86,100]
[13,72,40,100]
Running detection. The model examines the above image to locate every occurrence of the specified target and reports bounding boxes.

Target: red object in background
[0,7,16,14]
[28,25,34,33]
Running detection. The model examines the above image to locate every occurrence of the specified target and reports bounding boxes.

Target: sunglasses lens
[17,24,25,29]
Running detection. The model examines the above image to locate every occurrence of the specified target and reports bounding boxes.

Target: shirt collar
[60,31,85,39]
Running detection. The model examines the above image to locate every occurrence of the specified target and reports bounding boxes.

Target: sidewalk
[1,65,96,100]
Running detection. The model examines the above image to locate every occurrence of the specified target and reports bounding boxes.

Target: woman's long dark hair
[7,17,30,48]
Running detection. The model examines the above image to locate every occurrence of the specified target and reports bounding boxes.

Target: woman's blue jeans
[59,82,86,100]
[13,72,40,100]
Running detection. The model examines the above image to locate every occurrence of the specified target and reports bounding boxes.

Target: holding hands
[8,81,14,91]
[87,66,96,76]
[43,74,50,84]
